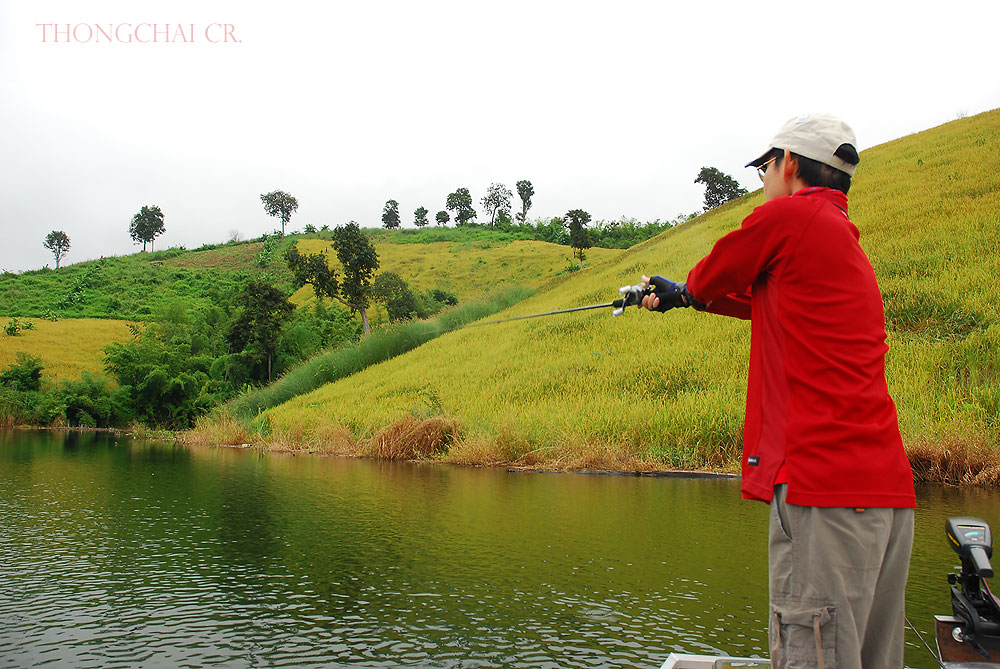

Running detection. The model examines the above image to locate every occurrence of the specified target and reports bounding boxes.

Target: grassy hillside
[0,318,134,383]
[247,110,1000,481]
[0,244,287,321]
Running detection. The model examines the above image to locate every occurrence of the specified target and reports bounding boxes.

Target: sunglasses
[756,156,778,181]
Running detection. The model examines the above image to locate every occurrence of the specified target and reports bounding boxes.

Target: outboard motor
[945,517,1000,660]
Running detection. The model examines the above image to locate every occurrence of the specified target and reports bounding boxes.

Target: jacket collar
[790,187,849,217]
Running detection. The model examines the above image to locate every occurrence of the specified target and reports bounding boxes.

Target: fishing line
[905,616,946,669]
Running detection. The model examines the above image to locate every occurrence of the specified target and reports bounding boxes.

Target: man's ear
[781,149,797,181]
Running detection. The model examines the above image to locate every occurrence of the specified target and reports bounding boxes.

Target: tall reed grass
[217,285,535,422]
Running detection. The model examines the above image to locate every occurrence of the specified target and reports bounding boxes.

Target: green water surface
[0,430,995,667]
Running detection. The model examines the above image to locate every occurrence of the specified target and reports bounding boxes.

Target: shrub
[43,372,135,428]
[3,317,35,337]
[0,353,44,391]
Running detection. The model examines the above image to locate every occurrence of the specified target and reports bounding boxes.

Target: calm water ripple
[2,430,999,667]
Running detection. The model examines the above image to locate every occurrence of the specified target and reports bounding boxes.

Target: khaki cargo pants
[768,484,914,669]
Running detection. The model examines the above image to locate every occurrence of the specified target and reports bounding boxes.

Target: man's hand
[639,275,703,312]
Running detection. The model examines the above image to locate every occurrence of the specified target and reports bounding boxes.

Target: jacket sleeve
[703,291,751,320]
[686,200,793,309]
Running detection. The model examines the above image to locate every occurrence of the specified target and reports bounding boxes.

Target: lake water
[2,430,998,668]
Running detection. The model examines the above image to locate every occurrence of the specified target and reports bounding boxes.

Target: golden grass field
[242,109,1000,483]
[0,318,134,384]
[289,238,621,307]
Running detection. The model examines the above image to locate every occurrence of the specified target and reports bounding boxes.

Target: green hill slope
[0,243,293,321]
[255,110,1000,481]
[1,235,614,320]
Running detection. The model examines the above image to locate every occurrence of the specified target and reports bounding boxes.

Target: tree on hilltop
[446,188,477,226]
[260,190,299,236]
[285,221,379,337]
[481,183,513,226]
[565,209,592,267]
[435,210,450,226]
[694,167,747,211]
[43,230,71,269]
[129,205,166,252]
[382,200,401,229]
[516,180,534,223]
[413,206,429,228]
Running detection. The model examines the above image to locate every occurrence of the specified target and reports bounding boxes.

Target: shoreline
[5,421,997,487]
[180,413,746,478]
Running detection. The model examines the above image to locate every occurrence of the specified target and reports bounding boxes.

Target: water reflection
[0,430,993,667]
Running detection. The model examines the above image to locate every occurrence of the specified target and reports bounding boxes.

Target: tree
[373,272,418,322]
[446,188,477,226]
[260,190,299,236]
[565,209,592,267]
[694,167,748,211]
[227,282,295,383]
[414,206,429,228]
[516,180,534,223]
[129,205,166,252]
[382,199,401,229]
[284,221,379,337]
[332,223,379,336]
[43,230,71,269]
[435,210,450,226]
[285,245,335,295]
[480,183,513,226]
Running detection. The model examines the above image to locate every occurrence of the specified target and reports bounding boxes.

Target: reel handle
[612,283,651,317]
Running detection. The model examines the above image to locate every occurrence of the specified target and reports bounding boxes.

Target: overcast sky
[2,0,998,273]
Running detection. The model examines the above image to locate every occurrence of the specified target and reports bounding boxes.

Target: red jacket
[686,188,915,508]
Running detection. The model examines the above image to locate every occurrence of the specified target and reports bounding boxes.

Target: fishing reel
[946,517,1000,659]
[612,283,652,317]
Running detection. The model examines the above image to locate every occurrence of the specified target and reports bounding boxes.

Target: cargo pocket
[770,604,836,669]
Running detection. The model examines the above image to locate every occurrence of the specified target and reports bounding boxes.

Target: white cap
[746,113,858,177]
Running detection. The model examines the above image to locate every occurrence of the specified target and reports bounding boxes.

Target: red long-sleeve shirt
[686,187,915,508]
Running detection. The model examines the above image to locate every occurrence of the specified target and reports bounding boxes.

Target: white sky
[2,0,998,272]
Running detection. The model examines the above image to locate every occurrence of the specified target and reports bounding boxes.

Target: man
[640,113,916,669]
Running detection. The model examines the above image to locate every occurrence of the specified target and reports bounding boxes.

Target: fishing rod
[467,283,650,328]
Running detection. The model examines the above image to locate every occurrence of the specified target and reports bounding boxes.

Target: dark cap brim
[745,148,774,169]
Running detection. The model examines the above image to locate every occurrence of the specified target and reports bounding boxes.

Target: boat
[659,517,1000,668]
[659,654,769,668]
